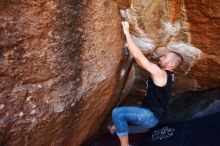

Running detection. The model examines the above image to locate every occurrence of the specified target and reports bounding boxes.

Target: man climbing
[108,21,183,146]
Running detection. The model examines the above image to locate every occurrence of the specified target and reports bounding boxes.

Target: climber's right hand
[122,21,130,36]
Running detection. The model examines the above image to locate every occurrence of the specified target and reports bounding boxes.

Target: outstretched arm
[122,22,167,86]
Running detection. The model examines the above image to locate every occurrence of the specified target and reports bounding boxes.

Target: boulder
[0,0,220,145]
[120,0,220,94]
[0,0,134,145]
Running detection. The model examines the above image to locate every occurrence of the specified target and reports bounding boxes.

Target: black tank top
[141,70,174,122]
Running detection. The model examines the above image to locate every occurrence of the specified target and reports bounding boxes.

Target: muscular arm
[122,22,167,86]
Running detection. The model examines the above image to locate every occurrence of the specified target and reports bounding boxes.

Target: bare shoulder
[151,69,167,87]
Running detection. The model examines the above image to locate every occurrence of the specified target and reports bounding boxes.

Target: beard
[158,60,163,67]
[159,61,168,68]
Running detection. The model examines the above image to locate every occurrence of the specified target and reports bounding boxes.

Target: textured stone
[0,0,134,146]
[121,0,220,93]
[183,0,220,91]
[116,0,132,9]
[1,0,220,146]
[113,0,220,139]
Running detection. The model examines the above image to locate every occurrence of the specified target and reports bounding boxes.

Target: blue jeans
[112,106,159,136]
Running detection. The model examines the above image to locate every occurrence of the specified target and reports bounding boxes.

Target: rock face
[120,0,220,94]
[0,0,134,146]
[117,0,220,126]
[0,0,220,146]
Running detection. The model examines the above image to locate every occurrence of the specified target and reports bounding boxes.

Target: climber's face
[159,52,171,68]
[159,51,183,70]
[159,52,177,69]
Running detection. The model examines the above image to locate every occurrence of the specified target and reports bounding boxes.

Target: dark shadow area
[85,111,220,146]
[83,88,220,146]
